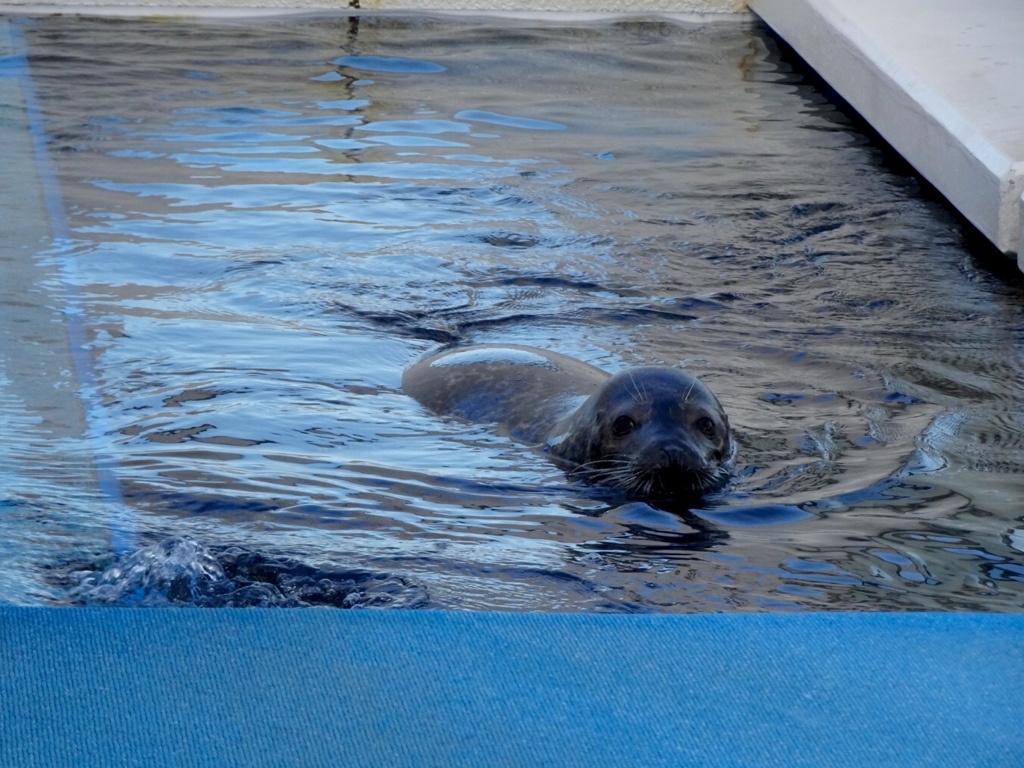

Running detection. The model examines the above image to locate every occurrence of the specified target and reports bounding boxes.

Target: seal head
[403,345,734,501]
[547,367,733,499]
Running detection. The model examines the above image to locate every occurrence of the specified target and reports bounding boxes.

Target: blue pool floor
[2,609,1021,767]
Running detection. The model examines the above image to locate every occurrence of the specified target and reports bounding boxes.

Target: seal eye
[612,414,637,438]
[696,416,716,438]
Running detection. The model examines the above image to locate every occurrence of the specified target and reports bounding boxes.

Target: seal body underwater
[402,345,734,500]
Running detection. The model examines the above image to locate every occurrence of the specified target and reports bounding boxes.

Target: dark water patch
[330,291,720,345]
[54,537,429,608]
[473,230,542,249]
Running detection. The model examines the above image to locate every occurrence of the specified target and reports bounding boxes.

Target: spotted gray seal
[403,345,734,499]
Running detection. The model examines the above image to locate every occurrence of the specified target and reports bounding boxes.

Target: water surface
[3,14,1024,611]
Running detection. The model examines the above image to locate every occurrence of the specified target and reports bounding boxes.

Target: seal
[403,344,734,499]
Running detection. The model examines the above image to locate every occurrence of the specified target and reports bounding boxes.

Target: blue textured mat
[1,609,1020,767]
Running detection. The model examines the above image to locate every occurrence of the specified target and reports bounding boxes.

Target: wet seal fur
[403,345,734,500]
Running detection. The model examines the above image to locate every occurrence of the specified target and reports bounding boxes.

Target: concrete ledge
[749,0,1024,261]
[0,0,747,14]
[2,609,1022,767]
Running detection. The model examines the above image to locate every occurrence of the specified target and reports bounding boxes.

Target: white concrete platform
[750,0,1024,265]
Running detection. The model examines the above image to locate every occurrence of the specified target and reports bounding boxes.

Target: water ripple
[8,14,1024,612]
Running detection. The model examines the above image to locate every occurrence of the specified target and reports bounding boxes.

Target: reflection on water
[4,14,1024,611]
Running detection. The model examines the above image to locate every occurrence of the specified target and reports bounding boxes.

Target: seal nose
[655,443,702,472]
[641,443,708,499]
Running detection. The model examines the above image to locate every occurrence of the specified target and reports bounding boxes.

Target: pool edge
[749,0,1024,262]
[1,607,1021,767]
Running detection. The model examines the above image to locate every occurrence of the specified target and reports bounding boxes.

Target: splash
[63,537,428,609]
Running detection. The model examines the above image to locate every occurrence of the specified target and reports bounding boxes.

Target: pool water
[3,13,1024,611]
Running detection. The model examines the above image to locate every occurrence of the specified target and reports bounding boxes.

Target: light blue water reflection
[3,14,1023,611]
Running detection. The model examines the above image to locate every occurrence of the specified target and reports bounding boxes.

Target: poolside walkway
[2,608,1022,767]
